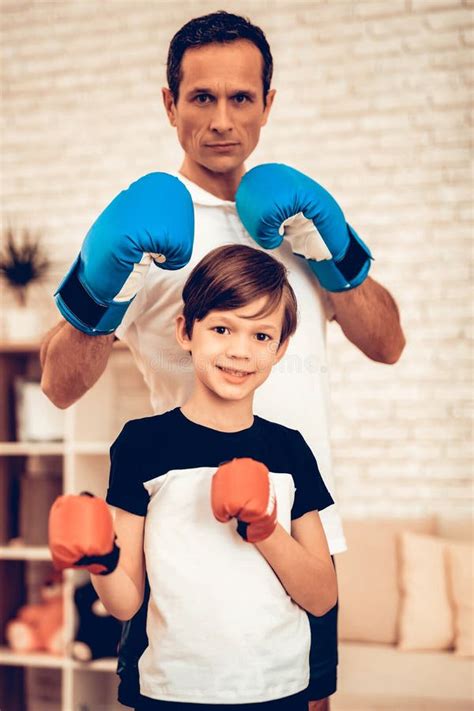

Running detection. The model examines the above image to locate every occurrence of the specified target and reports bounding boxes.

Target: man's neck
[179,157,245,201]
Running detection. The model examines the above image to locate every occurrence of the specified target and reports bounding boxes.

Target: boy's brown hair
[182,245,298,347]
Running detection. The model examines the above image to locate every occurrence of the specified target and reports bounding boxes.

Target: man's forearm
[327,276,405,364]
[40,321,67,370]
[254,524,337,617]
[40,322,115,408]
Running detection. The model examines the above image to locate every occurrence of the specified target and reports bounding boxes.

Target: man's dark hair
[167,11,273,105]
[182,245,298,349]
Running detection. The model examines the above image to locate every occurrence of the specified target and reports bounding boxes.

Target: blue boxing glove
[235,163,373,292]
[55,173,194,335]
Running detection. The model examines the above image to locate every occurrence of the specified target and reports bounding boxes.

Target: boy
[49,244,338,710]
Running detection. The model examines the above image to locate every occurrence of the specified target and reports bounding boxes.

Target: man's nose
[209,99,234,133]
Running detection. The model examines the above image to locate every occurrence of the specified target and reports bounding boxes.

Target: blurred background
[0,1,472,710]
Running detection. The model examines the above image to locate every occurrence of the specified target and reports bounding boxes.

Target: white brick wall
[1,1,472,518]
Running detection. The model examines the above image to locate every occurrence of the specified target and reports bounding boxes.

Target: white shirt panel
[139,466,310,703]
[116,174,346,554]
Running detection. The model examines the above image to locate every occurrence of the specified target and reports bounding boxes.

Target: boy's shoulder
[116,408,179,440]
[254,414,303,443]
[254,416,313,472]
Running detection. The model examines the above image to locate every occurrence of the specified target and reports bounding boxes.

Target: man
[41,11,405,711]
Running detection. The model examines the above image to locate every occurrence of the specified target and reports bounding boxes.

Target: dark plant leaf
[0,227,51,289]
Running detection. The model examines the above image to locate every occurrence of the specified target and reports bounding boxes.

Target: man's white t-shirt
[116,173,347,554]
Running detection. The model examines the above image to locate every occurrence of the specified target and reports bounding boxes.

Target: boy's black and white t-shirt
[106,407,334,705]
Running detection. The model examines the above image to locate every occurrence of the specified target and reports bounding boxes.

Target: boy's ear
[175,314,191,352]
[273,337,290,364]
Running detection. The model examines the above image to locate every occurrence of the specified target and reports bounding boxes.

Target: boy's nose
[225,335,251,360]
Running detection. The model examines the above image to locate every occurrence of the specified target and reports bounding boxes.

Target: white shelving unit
[0,341,151,710]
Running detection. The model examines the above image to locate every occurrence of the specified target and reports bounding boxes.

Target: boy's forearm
[40,321,115,408]
[91,564,144,621]
[254,524,337,617]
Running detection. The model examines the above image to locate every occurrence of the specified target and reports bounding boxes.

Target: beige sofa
[335,516,474,704]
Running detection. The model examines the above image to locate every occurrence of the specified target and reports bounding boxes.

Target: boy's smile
[217,365,253,378]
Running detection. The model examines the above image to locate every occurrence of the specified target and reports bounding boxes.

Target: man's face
[163,40,275,176]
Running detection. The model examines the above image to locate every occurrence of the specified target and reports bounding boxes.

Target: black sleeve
[290,430,334,520]
[106,421,149,516]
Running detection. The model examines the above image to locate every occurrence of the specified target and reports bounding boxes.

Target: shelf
[0,442,112,456]
[0,442,65,456]
[72,657,118,672]
[0,646,118,672]
[0,646,68,669]
[0,339,143,709]
[0,342,41,354]
[0,546,51,561]
[71,442,111,455]
[0,339,128,355]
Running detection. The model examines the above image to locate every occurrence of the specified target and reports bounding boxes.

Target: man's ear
[261,88,276,127]
[162,87,177,127]
[175,314,191,352]
[273,336,290,364]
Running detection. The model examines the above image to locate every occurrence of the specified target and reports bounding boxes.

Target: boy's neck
[180,392,254,433]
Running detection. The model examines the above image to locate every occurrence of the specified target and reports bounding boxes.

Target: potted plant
[0,227,51,341]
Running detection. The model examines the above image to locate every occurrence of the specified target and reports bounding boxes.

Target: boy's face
[162,40,275,177]
[176,296,289,404]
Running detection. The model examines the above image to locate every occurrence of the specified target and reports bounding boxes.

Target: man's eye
[234,94,249,104]
[195,94,213,104]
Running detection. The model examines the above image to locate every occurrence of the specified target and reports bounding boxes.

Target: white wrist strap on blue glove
[281,212,372,291]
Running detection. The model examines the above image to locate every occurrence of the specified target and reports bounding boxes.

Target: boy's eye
[213,326,229,335]
[256,333,271,342]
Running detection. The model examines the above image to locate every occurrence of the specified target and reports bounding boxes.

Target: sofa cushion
[338,640,474,701]
[446,541,474,657]
[398,530,454,651]
[436,516,474,541]
[337,517,436,644]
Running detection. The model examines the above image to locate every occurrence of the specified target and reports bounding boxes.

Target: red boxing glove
[48,492,119,575]
[211,458,277,543]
